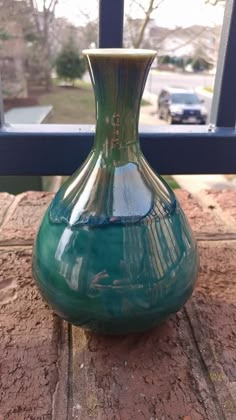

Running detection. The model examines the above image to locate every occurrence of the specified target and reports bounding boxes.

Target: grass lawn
[163,175,180,189]
[203,86,213,93]
[39,82,96,124]
[39,81,179,189]
[141,98,151,106]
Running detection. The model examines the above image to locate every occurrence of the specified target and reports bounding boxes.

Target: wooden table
[0,189,235,420]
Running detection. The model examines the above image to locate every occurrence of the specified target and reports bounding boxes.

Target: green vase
[32,49,199,335]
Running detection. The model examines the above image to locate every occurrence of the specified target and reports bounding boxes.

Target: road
[84,70,214,121]
[146,70,214,120]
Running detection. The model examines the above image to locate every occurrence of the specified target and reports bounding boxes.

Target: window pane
[123,0,225,127]
[0,0,98,125]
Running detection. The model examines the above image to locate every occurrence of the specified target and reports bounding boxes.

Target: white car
[158,87,208,124]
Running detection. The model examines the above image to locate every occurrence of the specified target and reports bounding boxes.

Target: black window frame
[0,0,235,176]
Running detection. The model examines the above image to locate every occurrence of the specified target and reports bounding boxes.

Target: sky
[54,0,225,28]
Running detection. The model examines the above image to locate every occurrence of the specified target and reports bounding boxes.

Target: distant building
[0,21,27,98]
[124,19,221,67]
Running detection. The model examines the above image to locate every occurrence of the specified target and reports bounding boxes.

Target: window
[0,0,236,177]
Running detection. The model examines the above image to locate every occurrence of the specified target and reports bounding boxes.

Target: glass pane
[0,0,99,193]
[123,0,225,127]
[0,0,98,125]
[123,0,232,190]
[0,0,231,193]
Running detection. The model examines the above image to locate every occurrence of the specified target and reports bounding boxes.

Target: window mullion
[0,77,5,128]
[99,0,124,48]
[210,0,236,128]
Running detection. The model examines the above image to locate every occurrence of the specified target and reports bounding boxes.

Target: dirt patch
[0,248,61,419]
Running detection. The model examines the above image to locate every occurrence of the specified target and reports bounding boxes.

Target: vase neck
[84,50,156,163]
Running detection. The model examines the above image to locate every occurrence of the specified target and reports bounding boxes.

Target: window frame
[0,0,235,176]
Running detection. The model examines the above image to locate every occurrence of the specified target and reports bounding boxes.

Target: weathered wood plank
[0,247,68,420]
[185,241,236,420]
[176,189,233,236]
[0,191,53,246]
[70,314,221,420]
[206,189,236,224]
[0,193,14,227]
[0,189,235,419]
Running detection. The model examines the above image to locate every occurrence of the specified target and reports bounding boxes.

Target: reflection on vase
[32,49,199,334]
[32,159,198,334]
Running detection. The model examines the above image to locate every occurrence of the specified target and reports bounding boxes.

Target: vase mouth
[82,48,157,58]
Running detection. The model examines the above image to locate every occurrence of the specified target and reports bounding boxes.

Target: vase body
[32,49,199,335]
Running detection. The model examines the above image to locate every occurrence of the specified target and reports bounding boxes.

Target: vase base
[40,284,194,335]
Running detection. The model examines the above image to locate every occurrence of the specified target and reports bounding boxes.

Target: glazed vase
[32,49,199,335]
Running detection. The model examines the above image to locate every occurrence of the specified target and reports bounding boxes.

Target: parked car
[158,87,208,124]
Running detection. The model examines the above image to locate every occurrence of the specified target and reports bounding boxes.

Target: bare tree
[26,0,59,91]
[125,0,224,71]
[127,0,166,48]
[71,1,99,49]
[0,0,60,91]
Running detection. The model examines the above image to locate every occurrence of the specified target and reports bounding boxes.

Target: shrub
[55,44,86,85]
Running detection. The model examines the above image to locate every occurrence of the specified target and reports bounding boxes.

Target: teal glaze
[32,49,199,334]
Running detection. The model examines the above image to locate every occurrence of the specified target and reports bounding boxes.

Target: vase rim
[82,48,157,57]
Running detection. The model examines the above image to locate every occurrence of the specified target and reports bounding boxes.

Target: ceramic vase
[32,49,199,335]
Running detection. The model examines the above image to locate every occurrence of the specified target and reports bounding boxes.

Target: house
[0,21,27,98]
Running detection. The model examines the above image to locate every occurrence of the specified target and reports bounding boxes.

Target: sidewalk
[140,90,165,126]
